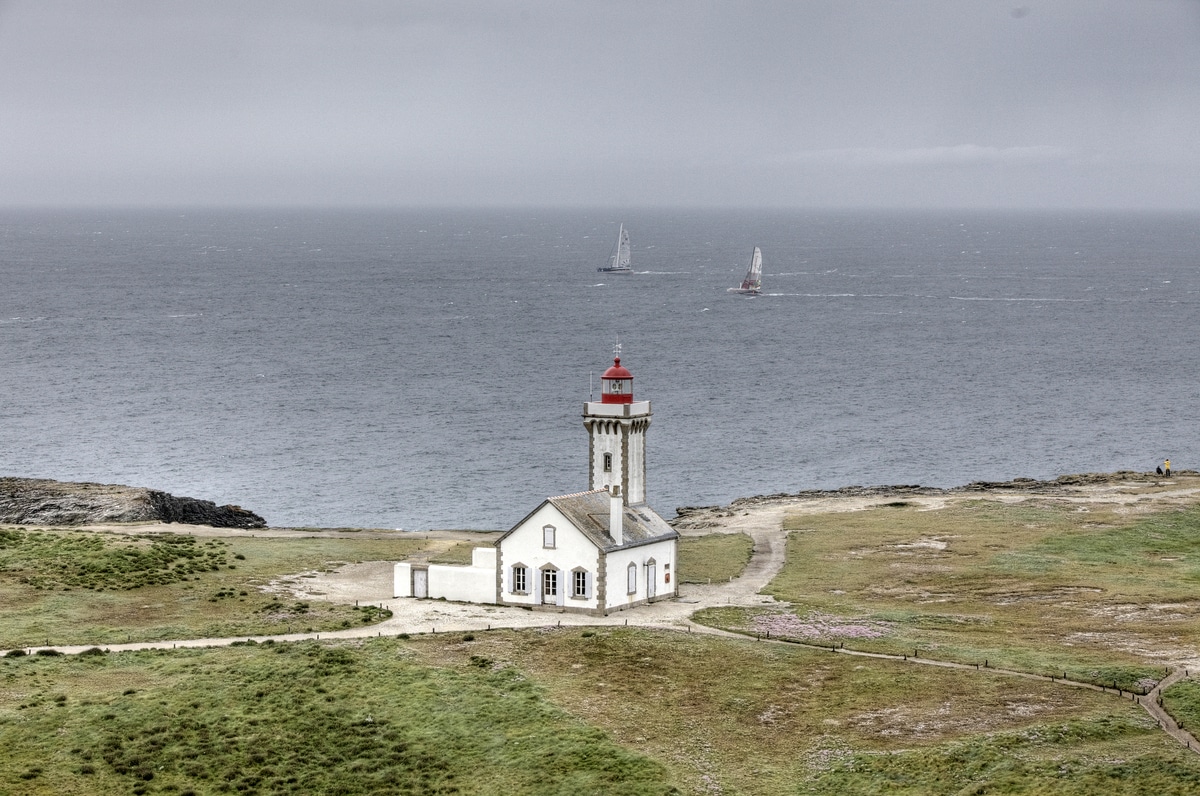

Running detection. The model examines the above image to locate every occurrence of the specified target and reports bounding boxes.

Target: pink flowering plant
[749,610,892,640]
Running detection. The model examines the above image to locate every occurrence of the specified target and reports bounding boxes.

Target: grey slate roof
[496,489,678,552]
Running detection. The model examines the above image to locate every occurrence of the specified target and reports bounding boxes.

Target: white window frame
[510,564,528,595]
[571,568,589,599]
[543,524,556,549]
[627,562,637,595]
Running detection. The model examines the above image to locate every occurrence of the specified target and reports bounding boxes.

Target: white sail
[729,246,762,294]
[598,223,633,273]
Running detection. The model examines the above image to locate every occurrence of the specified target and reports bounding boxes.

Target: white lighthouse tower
[583,345,651,505]
[396,343,678,612]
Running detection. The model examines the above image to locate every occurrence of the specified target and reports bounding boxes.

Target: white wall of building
[497,503,601,612]
[604,538,676,610]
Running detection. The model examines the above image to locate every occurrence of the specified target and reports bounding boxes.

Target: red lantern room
[601,356,633,404]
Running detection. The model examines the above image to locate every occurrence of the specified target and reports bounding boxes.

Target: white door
[646,563,656,599]
[413,568,428,598]
[542,569,558,605]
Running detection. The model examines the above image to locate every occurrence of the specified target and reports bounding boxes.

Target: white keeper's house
[394,350,679,615]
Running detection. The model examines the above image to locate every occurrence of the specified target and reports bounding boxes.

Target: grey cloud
[1,0,1198,209]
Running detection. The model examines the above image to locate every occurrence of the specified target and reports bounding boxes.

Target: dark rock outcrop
[0,478,267,528]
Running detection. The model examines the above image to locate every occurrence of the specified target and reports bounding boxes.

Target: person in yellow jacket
[1165,459,1171,477]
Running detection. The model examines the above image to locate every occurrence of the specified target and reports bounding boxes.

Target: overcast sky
[2,1,1198,210]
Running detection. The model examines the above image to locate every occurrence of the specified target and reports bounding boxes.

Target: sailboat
[728,246,763,294]
[597,223,633,274]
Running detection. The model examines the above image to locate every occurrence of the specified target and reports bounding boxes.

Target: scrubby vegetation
[0,528,232,591]
[0,529,425,649]
[3,494,1199,793]
[0,635,676,795]
[8,629,1194,795]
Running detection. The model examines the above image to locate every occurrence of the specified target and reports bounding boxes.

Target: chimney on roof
[610,484,623,545]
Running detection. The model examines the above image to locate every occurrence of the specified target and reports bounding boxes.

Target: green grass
[1162,679,1200,735]
[0,636,675,795]
[0,528,432,649]
[427,541,480,565]
[3,628,1197,795]
[676,532,754,583]
[689,501,1200,685]
[800,720,1200,795]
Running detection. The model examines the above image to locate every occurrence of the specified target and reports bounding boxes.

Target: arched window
[627,562,637,595]
[603,452,613,472]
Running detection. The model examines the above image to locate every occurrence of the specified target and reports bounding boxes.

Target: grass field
[3,629,1198,795]
[693,500,1200,690]
[0,528,432,649]
[676,532,754,584]
[3,492,1199,793]
[1163,678,1200,737]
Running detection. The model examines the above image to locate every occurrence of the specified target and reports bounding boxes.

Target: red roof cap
[601,357,633,380]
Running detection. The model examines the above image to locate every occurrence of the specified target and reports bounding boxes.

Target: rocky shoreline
[672,470,1191,527]
[1,471,1188,534]
[0,477,266,528]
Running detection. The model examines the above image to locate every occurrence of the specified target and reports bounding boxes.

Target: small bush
[5,648,27,657]
[36,648,63,656]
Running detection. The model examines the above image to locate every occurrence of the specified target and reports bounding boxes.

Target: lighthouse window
[603,452,612,472]
[610,380,624,393]
[542,525,556,549]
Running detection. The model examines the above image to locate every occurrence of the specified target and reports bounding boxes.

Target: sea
[1,208,1197,530]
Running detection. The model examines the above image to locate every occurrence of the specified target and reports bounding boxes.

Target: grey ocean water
[2,208,1197,529]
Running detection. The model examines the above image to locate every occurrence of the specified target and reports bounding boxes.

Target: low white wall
[394,548,497,604]
[428,561,496,603]
[394,562,413,597]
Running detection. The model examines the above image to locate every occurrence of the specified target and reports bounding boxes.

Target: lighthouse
[583,345,651,505]
[397,343,678,613]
